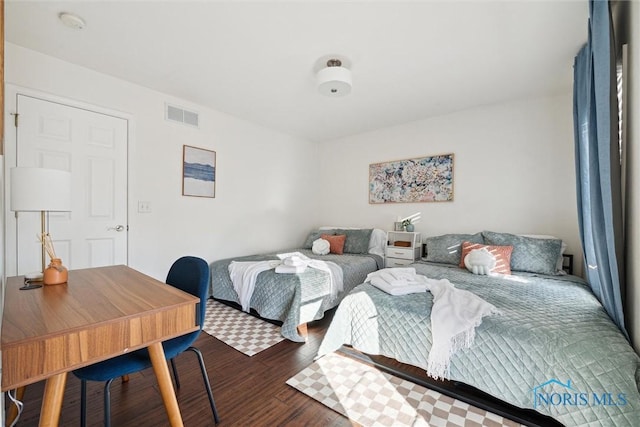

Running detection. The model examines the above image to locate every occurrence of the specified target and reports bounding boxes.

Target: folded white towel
[284,256,306,267]
[366,268,429,295]
[277,251,308,260]
[275,264,306,274]
[369,279,428,295]
[278,251,343,298]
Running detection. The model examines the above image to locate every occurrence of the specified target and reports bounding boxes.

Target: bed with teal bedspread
[210,249,382,342]
[318,261,640,426]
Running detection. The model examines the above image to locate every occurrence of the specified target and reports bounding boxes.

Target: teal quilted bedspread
[210,249,382,342]
[318,262,640,427]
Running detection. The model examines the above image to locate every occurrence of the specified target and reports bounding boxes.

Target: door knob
[108,225,125,232]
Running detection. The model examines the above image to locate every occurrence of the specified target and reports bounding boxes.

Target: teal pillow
[425,233,483,265]
[303,229,335,249]
[335,229,374,254]
[482,231,562,275]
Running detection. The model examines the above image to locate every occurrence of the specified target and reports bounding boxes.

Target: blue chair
[73,256,220,426]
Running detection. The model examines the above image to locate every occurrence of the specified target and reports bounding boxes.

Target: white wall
[4,43,321,280]
[4,43,584,281]
[318,94,582,275]
[625,2,640,351]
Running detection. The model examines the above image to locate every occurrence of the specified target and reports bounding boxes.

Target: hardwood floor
[7,309,354,426]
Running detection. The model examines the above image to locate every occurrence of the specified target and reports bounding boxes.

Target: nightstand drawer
[385,258,414,268]
[385,247,414,260]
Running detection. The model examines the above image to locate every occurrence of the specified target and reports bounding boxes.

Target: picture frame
[394,222,404,231]
[182,145,216,198]
[369,153,454,204]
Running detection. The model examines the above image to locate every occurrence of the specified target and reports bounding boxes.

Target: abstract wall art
[369,153,454,204]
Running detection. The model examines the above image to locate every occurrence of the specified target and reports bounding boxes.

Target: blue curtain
[573,0,627,338]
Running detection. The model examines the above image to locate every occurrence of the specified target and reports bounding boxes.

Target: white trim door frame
[4,85,133,276]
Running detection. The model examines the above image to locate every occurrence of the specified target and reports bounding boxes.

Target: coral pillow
[459,241,513,275]
[321,234,346,255]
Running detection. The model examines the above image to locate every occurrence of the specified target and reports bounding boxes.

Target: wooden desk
[2,265,199,426]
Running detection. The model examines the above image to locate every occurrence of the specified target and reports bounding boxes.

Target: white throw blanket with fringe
[228,252,343,312]
[228,260,281,312]
[365,268,499,379]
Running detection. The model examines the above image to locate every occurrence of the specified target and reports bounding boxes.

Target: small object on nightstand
[394,241,411,247]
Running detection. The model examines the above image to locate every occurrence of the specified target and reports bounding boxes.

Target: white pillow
[319,226,387,257]
[368,229,387,257]
[464,248,496,275]
[312,238,330,255]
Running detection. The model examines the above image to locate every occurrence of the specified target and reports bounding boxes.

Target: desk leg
[148,342,184,427]
[39,372,67,427]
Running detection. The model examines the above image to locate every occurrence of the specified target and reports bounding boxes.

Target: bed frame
[338,346,564,427]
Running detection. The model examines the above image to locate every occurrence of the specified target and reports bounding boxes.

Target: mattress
[318,261,640,426]
[210,248,382,342]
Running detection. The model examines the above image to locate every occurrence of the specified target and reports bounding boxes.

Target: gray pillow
[335,229,374,254]
[303,229,335,249]
[482,231,562,275]
[425,233,483,265]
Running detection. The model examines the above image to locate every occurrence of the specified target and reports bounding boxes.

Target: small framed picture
[394,222,404,231]
[182,145,216,198]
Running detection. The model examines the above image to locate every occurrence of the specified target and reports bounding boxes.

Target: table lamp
[10,167,72,289]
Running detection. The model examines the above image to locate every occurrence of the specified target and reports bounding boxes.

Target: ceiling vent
[165,104,199,128]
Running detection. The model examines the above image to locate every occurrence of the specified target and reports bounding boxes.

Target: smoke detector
[317,59,352,97]
[59,12,86,30]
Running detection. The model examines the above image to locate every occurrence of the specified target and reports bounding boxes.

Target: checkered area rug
[202,299,284,356]
[287,352,523,427]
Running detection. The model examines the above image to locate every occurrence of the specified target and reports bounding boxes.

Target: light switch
[138,201,151,213]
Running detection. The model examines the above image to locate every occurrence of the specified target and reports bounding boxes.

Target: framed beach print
[182,145,216,198]
[369,153,454,204]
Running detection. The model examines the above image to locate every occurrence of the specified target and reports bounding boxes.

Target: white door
[10,94,128,274]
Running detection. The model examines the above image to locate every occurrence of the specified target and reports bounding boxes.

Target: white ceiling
[6,1,589,142]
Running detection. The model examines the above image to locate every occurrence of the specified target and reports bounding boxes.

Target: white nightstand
[385,231,422,268]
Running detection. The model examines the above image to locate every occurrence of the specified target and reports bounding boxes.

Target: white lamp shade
[10,167,72,212]
[317,66,352,97]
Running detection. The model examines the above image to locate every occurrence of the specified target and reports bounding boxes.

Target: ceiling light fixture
[58,12,86,30]
[317,59,352,97]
